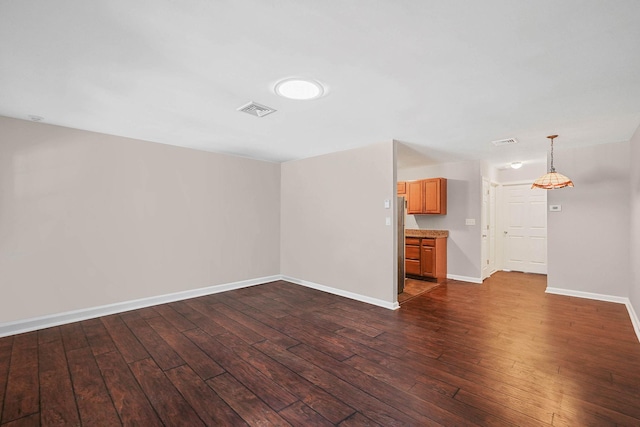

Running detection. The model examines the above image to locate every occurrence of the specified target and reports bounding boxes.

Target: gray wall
[4,114,638,331]
[280,142,397,303]
[547,141,630,297]
[399,160,482,280]
[0,117,281,323]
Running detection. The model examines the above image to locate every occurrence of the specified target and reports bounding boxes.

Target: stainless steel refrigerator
[397,196,405,294]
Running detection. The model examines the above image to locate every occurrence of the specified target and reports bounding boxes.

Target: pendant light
[531,135,574,189]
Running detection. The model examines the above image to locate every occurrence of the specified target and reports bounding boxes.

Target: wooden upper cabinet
[406,181,424,214]
[397,181,406,195]
[406,178,447,215]
[424,178,446,214]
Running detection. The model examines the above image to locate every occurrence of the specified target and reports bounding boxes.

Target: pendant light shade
[531,171,574,189]
[531,135,574,189]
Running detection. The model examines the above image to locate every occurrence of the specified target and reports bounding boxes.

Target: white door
[482,179,499,279]
[502,184,547,274]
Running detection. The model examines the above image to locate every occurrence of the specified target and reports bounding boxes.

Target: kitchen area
[397,177,449,302]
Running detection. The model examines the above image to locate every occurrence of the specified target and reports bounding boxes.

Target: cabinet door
[421,246,436,277]
[397,181,406,195]
[406,181,424,214]
[424,179,440,213]
[424,178,447,214]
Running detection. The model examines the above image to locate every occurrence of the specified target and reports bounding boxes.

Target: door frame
[481,178,499,280]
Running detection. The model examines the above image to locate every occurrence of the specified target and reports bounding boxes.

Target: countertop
[405,229,449,238]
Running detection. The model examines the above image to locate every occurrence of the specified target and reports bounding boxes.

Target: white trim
[546,287,640,343]
[626,301,640,343]
[0,274,401,338]
[0,275,280,338]
[545,287,629,304]
[447,274,483,284]
[282,276,400,310]
[501,180,537,186]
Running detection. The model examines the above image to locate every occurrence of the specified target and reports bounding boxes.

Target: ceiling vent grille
[237,101,276,118]
[491,137,518,146]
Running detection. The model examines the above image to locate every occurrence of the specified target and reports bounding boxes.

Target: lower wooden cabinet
[405,237,421,275]
[406,259,421,276]
[405,236,447,280]
[421,245,435,277]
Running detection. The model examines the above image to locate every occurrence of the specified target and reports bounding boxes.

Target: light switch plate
[385,217,391,226]
[384,199,390,209]
[549,205,562,212]
[465,218,476,226]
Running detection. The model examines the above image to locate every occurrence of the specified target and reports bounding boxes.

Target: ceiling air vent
[491,137,518,146]
[237,101,276,118]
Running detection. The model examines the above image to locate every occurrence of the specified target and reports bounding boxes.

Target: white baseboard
[626,300,640,343]
[0,275,281,338]
[545,287,629,304]
[447,274,483,284]
[0,274,401,338]
[546,287,640,343]
[282,276,400,310]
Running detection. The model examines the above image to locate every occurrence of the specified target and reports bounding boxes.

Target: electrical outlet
[465,218,476,226]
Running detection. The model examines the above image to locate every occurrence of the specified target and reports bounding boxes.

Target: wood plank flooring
[398,278,442,304]
[1,271,639,426]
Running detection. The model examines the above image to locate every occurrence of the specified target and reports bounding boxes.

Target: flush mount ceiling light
[510,161,523,169]
[275,78,324,100]
[531,135,574,189]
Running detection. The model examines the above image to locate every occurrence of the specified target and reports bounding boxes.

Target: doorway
[501,183,548,274]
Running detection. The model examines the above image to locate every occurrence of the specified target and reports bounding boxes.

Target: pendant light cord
[549,136,556,173]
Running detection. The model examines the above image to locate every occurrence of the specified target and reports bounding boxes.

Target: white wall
[547,141,630,297]
[399,160,482,281]
[629,125,640,332]
[496,160,546,184]
[0,117,281,323]
[280,141,397,305]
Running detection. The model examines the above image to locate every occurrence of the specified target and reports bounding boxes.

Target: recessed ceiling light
[510,161,523,169]
[275,78,325,100]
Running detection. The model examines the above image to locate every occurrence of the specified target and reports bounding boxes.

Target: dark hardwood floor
[1,271,640,426]
[398,278,442,304]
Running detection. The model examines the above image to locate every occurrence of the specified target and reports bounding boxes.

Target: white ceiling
[1,1,639,167]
